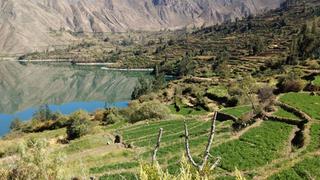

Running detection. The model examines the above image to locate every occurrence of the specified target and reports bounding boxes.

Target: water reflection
[0,61,150,136]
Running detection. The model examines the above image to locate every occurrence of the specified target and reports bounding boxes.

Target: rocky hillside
[0,0,284,54]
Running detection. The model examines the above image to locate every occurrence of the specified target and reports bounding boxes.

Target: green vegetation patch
[207,86,229,98]
[90,162,139,174]
[269,156,320,180]
[280,93,320,120]
[221,106,252,118]
[273,106,300,120]
[312,76,320,86]
[210,121,294,171]
[307,123,320,152]
[61,135,109,154]
[168,105,208,116]
[99,172,137,180]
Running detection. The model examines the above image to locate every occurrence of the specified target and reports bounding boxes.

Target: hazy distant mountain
[0,0,284,54]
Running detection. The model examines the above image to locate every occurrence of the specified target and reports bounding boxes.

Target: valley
[0,0,320,179]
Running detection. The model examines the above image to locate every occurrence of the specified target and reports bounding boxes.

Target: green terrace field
[279,93,320,120]
[269,156,320,180]
[273,106,301,121]
[207,86,229,98]
[1,92,320,179]
[220,106,252,118]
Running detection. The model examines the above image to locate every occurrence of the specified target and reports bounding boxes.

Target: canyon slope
[0,0,284,54]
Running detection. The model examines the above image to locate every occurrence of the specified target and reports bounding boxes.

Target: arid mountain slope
[0,0,284,54]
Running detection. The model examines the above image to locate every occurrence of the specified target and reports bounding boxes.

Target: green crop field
[307,123,320,152]
[269,156,320,180]
[210,121,294,172]
[280,93,320,120]
[221,106,252,118]
[273,106,300,120]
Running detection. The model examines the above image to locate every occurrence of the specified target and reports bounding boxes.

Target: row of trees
[288,18,320,63]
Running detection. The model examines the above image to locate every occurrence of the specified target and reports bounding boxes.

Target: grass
[61,134,111,154]
[99,172,138,180]
[221,106,252,118]
[273,106,300,120]
[306,123,320,152]
[168,105,208,116]
[280,93,320,120]
[268,156,320,179]
[312,76,320,86]
[210,121,294,171]
[207,85,229,98]
[90,162,139,174]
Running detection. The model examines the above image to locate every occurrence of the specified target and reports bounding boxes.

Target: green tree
[33,104,53,121]
[66,111,91,140]
[131,78,152,100]
[178,55,196,77]
[10,118,23,131]
[249,37,265,55]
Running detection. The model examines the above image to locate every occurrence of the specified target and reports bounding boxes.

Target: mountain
[0,0,284,54]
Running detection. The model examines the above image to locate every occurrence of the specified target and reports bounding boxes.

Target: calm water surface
[0,61,150,136]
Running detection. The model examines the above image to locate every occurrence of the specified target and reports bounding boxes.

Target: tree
[66,111,91,140]
[131,78,152,100]
[249,37,265,55]
[33,104,53,121]
[178,55,196,77]
[10,118,23,131]
[238,74,258,112]
[213,50,230,72]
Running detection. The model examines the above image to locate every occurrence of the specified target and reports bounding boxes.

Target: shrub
[51,115,71,129]
[101,108,122,125]
[0,138,65,180]
[126,101,171,123]
[139,156,228,180]
[66,111,92,140]
[10,118,23,131]
[277,78,306,92]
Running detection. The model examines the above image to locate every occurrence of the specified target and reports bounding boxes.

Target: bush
[277,78,306,92]
[66,111,92,140]
[97,108,122,125]
[126,101,171,123]
[51,115,71,129]
[10,118,23,131]
[0,138,65,180]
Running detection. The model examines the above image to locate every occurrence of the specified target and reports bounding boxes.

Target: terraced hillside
[0,91,319,179]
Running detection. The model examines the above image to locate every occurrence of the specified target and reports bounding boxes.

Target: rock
[114,135,121,144]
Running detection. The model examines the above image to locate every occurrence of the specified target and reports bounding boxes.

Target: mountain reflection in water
[0,61,150,136]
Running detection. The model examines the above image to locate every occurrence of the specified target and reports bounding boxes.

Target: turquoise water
[0,61,150,136]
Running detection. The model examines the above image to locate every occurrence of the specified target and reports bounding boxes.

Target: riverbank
[101,67,154,72]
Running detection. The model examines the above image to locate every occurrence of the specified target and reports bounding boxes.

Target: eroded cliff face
[0,0,284,54]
